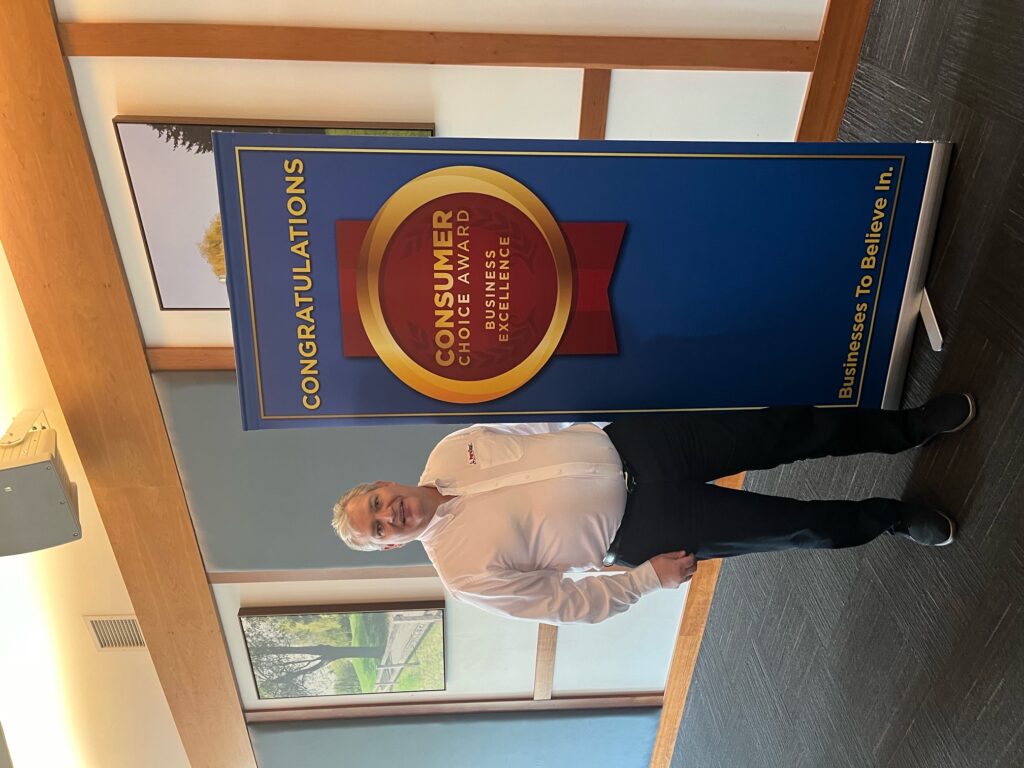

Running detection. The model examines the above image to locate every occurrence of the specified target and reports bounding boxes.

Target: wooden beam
[579,69,613,139]
[0,4,254,767]
[796,0,873,141]
[649,558,723,768]
[246,693,663,723]
[533,624,559,700]
[147,346,235,371]
[59,23,818,72]
[649,473,741,767]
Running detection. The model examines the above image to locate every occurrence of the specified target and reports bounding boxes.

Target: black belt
[604,460,637,566]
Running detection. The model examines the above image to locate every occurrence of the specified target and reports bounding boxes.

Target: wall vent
[85,615,146,651]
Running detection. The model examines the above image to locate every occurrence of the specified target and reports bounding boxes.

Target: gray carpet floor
[672,1,1024,766]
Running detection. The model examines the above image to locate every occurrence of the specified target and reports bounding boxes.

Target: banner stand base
[919,289,944,351]
[881,141,953,409]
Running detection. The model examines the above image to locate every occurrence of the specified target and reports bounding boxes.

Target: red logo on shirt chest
[467,443,477,465]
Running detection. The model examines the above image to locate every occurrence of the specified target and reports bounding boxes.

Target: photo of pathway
[239,604,444,700]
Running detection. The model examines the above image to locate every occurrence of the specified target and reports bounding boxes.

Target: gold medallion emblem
[356,166,573,403]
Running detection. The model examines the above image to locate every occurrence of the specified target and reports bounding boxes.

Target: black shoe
[916,393,976,444]
[893,507,957,547]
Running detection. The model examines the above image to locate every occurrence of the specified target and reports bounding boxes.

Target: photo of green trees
[239,601,444,700]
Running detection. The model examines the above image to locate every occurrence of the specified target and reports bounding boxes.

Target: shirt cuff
[633,560,662,594]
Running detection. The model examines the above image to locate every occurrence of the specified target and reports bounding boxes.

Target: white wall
[607,70,805,141]
[0,240,188,768]
[554,575,689,693]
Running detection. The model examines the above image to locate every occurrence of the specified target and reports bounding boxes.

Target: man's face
[347,481,440,549]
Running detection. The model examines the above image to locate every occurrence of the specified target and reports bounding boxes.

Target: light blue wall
[154,372,466,571]
[250,710,660,768]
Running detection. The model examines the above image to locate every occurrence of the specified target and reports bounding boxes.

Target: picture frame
[238,600,445,701]
[113,116,435,311]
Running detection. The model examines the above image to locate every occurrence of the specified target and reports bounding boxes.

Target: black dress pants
[603,406,933,565]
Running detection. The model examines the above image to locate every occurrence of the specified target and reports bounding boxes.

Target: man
[332,394,975,625]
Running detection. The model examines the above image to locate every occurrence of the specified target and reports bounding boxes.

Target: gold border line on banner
[232,148,907,420]
[234,148,269,416]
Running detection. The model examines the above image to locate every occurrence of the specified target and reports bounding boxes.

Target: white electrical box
[0,412,81,557]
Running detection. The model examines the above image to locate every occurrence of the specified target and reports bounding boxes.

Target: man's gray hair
[331,481,385,551]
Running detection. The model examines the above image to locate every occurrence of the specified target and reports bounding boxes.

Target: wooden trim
[579,69,612,139]
[649,558,724,768]
[59,23,818,71]
[649,472,742,766]
[0,3,254,767]
[209,565,438,584]
[246,693,663,723]
[147,347,235,371]
[533,625,559,700]
[796,0,873,141]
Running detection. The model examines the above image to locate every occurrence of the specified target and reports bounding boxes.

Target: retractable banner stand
[212,136,949,429]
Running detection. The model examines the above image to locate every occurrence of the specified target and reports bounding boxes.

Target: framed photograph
[238,600,445,700]
[113,116,435,310]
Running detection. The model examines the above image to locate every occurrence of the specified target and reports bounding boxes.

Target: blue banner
[212,135,935,429]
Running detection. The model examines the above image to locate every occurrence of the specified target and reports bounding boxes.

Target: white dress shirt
[417,423,661,624]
